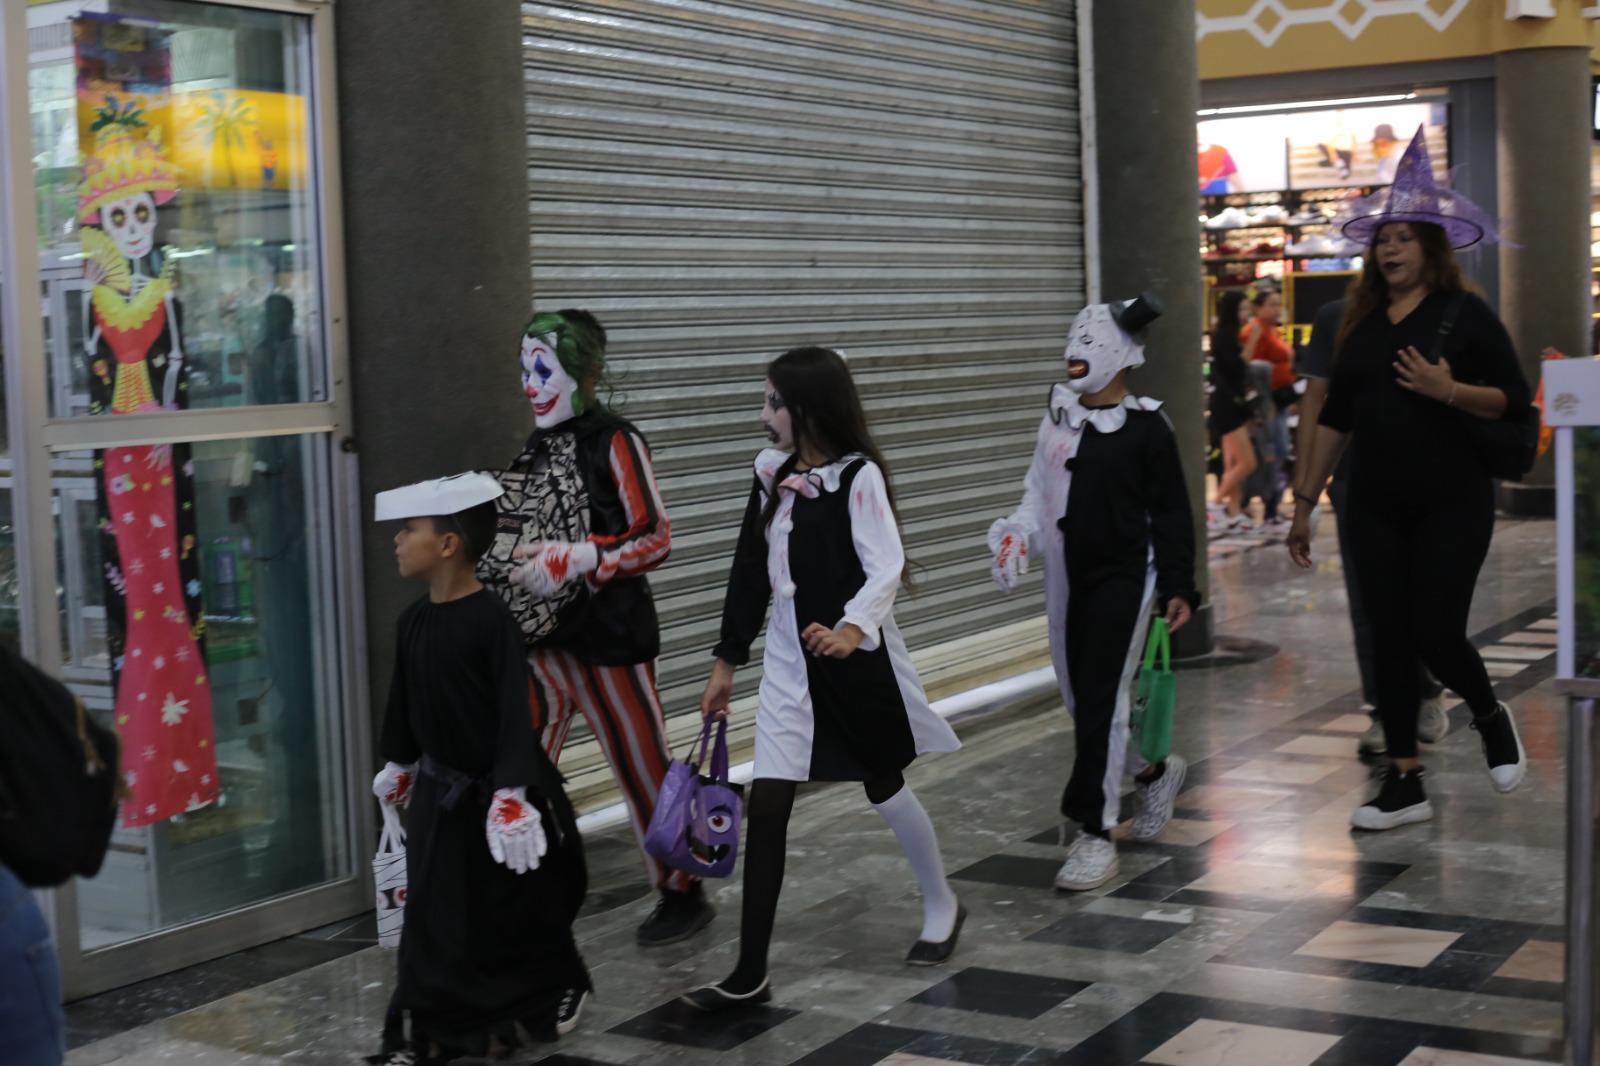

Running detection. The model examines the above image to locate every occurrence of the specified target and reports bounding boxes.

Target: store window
[64,430,347,947]
[14,0,353,955]
[29,0,324,418]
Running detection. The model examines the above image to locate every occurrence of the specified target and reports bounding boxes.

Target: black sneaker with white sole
[1471,702,1527,794]
[556,987,588,1036]
[1350,767,1433,831]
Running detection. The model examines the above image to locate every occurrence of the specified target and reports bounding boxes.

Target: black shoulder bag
[1432,294,1539,482]
[0,644,121,886]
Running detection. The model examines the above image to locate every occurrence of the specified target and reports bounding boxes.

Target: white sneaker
[1054,832,1118,892]
[1357,714,1386,757]
[1129,755,1188,843]
[1417,696,1449,745]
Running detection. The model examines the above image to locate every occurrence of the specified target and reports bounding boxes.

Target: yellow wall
[1198,0,1599,81]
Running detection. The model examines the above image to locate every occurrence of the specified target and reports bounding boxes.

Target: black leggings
[726,774,903,989]
[1345,482,1498,759]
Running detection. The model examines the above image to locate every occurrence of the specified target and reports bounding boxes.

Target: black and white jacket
[714,450,960,782]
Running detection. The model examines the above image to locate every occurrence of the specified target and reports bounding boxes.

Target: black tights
[1346,484,1498,760]
[723,774,903,993]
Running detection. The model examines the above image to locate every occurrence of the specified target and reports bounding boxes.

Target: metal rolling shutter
[524,0,1081,806]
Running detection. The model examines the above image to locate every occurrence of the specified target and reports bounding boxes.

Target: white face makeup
[103,191,157,261]
[1063,303,1143,396]
[521,331,579,429]
[760,379,794,451]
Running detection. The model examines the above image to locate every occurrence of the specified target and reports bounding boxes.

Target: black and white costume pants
[1060,571,1158,835]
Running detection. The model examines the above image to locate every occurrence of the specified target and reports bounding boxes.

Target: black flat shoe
[679,978,773,1012]
[906,903,967,966]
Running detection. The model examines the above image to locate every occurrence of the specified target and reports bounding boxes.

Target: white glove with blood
[486,787,547,874]
[511,541,599,599]
[986,520,1030,593]
[371,761,415,809]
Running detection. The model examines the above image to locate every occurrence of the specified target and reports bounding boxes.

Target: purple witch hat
[1338,125,1501,249]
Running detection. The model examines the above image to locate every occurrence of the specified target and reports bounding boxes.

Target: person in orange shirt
[1241,289,1294,394]
[1241,289,1294,526]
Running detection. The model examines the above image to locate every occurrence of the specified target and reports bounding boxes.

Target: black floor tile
[1479,975,1565,1002]
[607,997,798,1052]
[911,966,1091,1019]
[1027,910,1185,953]
[950,854,1062,888]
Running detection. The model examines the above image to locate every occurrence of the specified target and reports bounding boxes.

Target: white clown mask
[1062,293,1163,395]
[521,331,579,430]
[103,191,158,261]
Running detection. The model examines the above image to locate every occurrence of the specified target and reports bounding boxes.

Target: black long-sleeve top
[1319,290,1530,500]
[1062,407,1200,609]
[379,588,544,792]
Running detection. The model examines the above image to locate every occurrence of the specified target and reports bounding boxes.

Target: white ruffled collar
[754,448,865,498]
[1048,385,1162,434]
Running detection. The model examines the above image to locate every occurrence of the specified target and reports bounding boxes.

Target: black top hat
[1110,292,1164,334]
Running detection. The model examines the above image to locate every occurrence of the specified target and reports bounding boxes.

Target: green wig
[522,310,607,417]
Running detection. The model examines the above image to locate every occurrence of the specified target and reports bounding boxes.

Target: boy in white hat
[368,472,590,1065]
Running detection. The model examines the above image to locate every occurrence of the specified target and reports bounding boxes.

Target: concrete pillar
[1091,0,1212,655]
[1495,45,1591,517]
[336,1,533,737]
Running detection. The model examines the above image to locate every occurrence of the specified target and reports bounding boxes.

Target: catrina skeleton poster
[76,13,218,827]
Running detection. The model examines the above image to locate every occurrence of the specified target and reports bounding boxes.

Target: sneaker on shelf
[1357,713,1386,757]
[1287,210,1322,226]
[1249,204,1288,224]
[1470,702,1527,793]
[1417,695,1449,744]
[1351,766,1433,831]
[1128,754,1188,843]
[1054,831,1118,891]
[1205,206,1250,230]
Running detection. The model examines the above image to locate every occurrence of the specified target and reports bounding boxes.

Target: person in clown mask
[989,294,1200,892]
[478,310,715,951]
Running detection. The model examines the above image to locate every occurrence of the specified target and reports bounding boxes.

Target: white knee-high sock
[872,785,960,942]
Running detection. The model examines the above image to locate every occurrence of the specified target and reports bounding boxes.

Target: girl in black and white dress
[684,346,963,1011]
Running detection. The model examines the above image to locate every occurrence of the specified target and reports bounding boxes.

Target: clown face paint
[1063,303,1145,396]
[103,192,158,261]
[521,331,579,429]
[761,379,794,450]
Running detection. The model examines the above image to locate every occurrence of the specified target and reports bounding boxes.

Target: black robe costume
[376,588,589,1058]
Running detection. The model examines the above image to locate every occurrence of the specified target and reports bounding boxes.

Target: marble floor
[66,517,1567,1065]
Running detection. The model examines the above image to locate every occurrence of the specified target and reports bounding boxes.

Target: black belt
[418,754,489,812]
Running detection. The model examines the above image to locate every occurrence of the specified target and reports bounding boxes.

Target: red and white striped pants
[529,649,694,893]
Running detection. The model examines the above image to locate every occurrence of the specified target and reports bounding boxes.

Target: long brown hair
[759,346,913,585]
[1335,221,1467,354]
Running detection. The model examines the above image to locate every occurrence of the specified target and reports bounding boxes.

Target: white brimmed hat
[375,472,504,521]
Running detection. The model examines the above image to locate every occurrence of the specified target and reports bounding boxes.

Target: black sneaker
[636,883,715,946]
[555,987,588,1036]
[1471,702,1527,794]
[1350,767,1433,831]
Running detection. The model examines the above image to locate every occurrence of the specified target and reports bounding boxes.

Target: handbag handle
[687,716,715,772]
[708,719,731,783]
[1143,617,1171,673]
[378,803,405,853]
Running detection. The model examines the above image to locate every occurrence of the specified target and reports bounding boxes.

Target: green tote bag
[1132,617,1176,764]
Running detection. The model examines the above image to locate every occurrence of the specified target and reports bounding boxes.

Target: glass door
[0,0,369,997]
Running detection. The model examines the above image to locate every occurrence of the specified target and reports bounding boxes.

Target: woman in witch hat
[1287,127,1531,831]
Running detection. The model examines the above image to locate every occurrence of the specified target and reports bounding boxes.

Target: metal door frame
[0,0,373,999]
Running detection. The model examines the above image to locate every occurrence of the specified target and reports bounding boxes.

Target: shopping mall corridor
[65,517,1565,1065]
